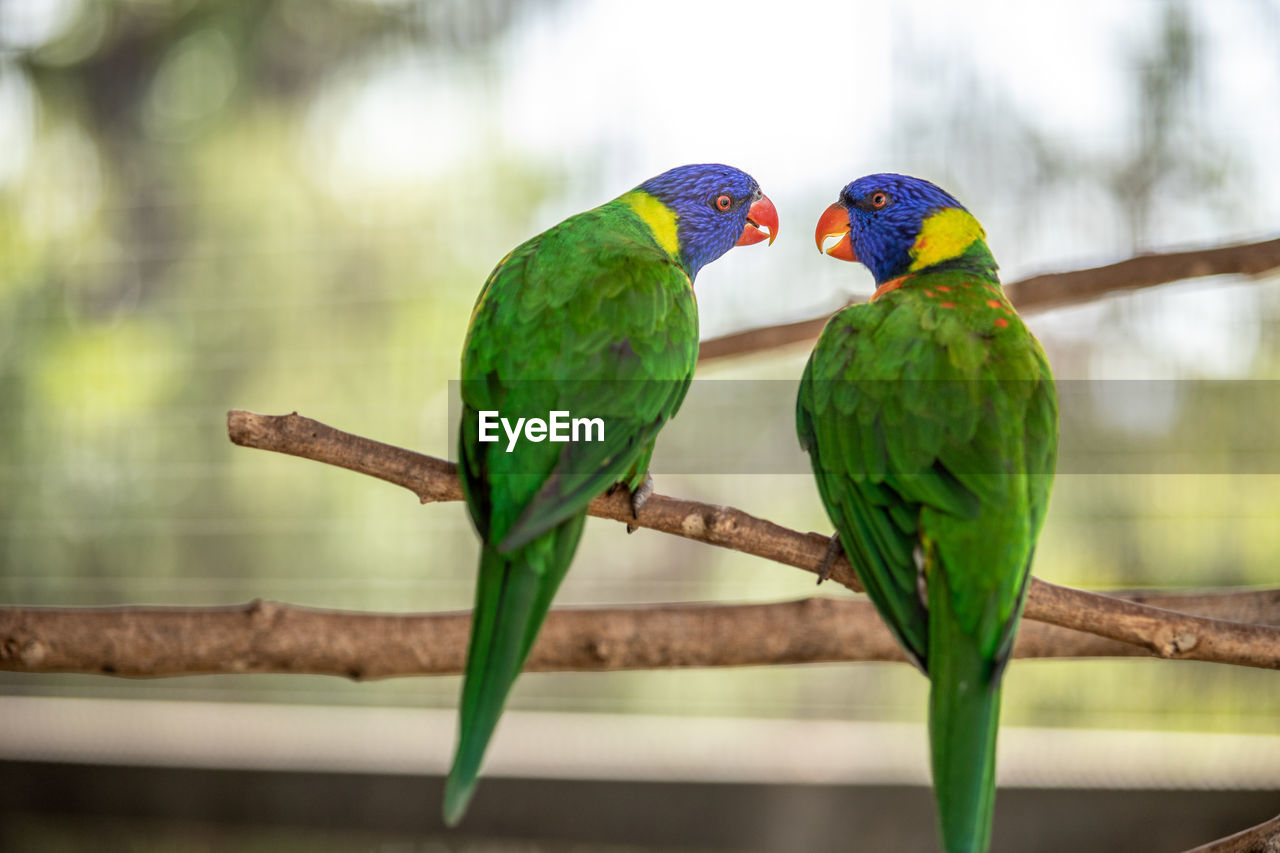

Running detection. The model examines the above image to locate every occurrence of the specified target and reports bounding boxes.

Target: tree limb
[698,236,1280,362]
[1183,812,1280,853]
[224,410,1280,671]
[5,585,1279,679]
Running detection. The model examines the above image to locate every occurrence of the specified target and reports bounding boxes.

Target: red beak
[815,201,856,262]
[736,194,778,246]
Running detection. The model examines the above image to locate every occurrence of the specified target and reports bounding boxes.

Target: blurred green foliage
[0,0,1278,755]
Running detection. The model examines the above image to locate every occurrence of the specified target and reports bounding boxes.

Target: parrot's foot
[913,544,928,608]
[626,472,654,534]
[816,532,842,585]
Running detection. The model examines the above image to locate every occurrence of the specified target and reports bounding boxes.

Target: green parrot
[449,164,778,825]
[800,174,1057,853]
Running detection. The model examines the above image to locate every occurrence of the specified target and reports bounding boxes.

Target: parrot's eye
[714,194,732,212]
[870,191,890,209]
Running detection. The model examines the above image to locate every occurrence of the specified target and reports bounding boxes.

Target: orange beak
[814,201,856,261]
[736,194,778,246]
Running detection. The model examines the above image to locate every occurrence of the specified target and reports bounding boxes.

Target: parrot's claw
[913,544,929,608]
[816,531,842,585]
[625,472,655,534]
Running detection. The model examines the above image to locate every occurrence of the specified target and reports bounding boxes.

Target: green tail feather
[928,572,1003,853]
[443,514,585,826]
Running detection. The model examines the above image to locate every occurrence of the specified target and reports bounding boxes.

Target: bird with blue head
[802,173,1058,853]
[449,163,777,825]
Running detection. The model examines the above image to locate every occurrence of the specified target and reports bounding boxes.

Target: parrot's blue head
[628,164,778,279]
[814,173,990,286]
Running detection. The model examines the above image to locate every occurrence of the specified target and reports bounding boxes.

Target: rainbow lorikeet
[800,174,1057,853]
[449,164,778,825]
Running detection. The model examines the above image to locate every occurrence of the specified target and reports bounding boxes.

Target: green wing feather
[798,263,1057,853]
[797,290,988,666]
[446,200,698,824]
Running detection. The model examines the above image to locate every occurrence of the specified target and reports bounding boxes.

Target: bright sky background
[290,0,1280,378]
[3,0,1278,371]
[317,1,1279,226]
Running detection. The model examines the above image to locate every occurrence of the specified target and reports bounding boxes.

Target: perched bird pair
[452,164,1058,853]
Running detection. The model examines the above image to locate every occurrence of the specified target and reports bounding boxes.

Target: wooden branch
[5,586,1278,679]
[225,411,1280,671]
[1184,812,1280,853]
[7,599,903,679]
[698,236,1280,362]
[699,313,832,362]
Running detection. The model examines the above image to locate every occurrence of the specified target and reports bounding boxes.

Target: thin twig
[698,236,1280,362]
[224,410,1280,671]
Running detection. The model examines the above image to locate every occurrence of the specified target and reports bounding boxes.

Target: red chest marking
[935,285,950,293]
[939,301,955,309]
[871,275,912,302]
[987,299,1002,309]
[995,317,1009,328]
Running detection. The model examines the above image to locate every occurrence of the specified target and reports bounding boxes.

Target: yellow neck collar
[620,190,680,257]
[907,207,985,272]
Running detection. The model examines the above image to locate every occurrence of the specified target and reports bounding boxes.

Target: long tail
[442,514,586,826]
[927,572,1003,853]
